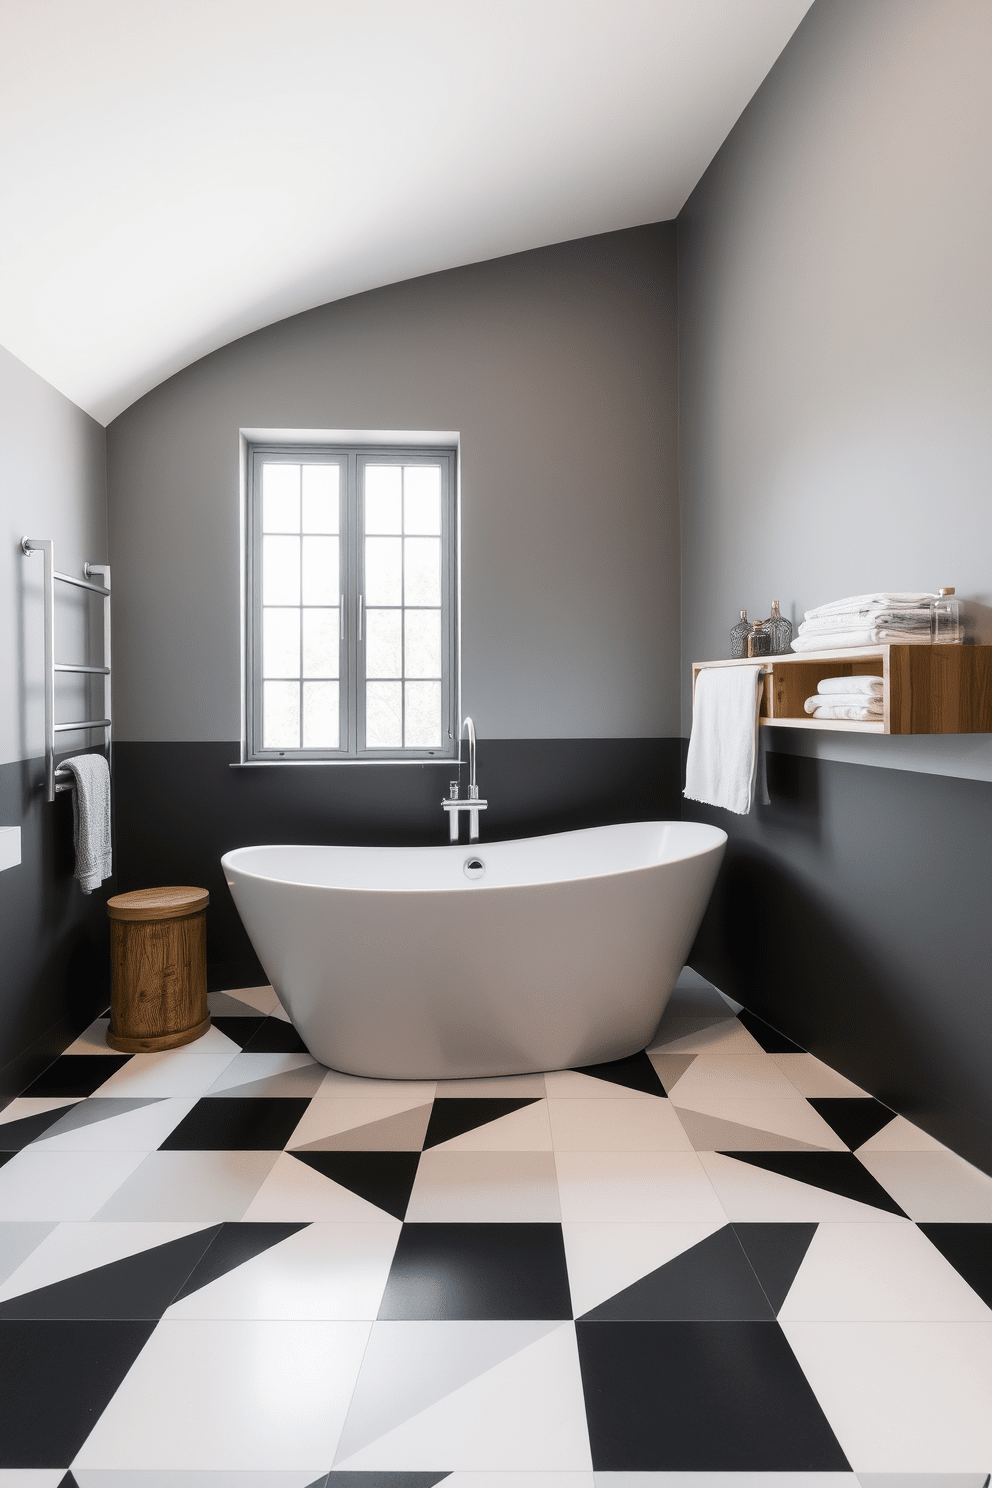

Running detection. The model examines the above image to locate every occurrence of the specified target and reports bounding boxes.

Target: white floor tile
[0,1221,215,1302]
[431,1100,553,1152]
[781,1321,992,1471]
[0,1222,58,1287]
[31,1097,197,1152]
[0,1149,145,1220]
[770,1054,868,1097]
[778,1222,992,1321]
[216,985,280,1015]
[73,1319,371,1469]
[592,1477,858,1487]
[241,1151,401,1222]
[561,1219,726,1317]
[0,1472,70,1487]
[698,1152,905,1223]
[93,1151,279,1221]
[555,1150,727,1224]
[0,1097,79,1127]
[62,1019,113,1054]
[670,1095,848,1149]
[856,1150,992,1221]
[856,1114,950,1153]
[663,1054,801,1102]
[544,1070,657,1100]
[448,1474,593,1488]
[648,1017,766,1056]
[317,1069,437,1101]
[205,1053,327,1097]
[548,1098,693,1152]
[286,1095,433,1151]
[92,1050,238,1098]
[406,1151,560,1221]
[164,1220,400,1320]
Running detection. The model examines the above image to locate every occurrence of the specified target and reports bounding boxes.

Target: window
[245,444,457,760]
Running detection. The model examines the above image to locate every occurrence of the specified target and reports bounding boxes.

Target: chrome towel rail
[21,538,112,801]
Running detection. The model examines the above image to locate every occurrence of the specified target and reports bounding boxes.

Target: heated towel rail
[21,538,112,801]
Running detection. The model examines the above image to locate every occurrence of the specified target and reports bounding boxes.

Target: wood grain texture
[107,906,209,1052]
[107,885,210,922]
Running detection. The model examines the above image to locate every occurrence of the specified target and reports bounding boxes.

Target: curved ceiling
[0,0,811,424]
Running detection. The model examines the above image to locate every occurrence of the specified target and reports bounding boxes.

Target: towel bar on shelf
[21,538,112,801]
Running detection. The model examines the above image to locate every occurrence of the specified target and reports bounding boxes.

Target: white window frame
[244,441,458,763]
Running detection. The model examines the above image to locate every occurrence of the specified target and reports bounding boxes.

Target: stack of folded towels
[791,592,934,652]
[804,675,884,722]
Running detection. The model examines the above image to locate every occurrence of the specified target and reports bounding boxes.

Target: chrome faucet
[441,716,488,842]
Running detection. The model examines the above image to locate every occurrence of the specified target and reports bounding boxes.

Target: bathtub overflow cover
[463,856,486,880]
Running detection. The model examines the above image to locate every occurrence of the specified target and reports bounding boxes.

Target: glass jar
[730,609,751,659]
[747,619,771,657]
[931,588,963,644]
[766,599,793,655]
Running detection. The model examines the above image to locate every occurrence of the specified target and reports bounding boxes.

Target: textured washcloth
[803,592,935,621]
[684,665,764,816]
[817,675,884,696]
[805,705,885,722]
[791,629,933,652]
[805,694,883,715]
[62,753,112,893]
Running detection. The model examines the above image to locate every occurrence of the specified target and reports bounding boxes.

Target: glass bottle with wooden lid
[730,610,752,658]
[930,588,963,643]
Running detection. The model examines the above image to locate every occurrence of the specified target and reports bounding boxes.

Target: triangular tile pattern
[327,1476,450,1488]
[423,1098,539,1149]
[293,1151,422,1221]
[0,1228,219,1319]
[722,1151,909,1217]
[293,1104,433,1153]
[918,1223,992,1310]
[673,1105,829,1152]
[574,1051,666,1097]
[736,1008,805,1053]
[210,1014,269,1047]
[0,1104,77,1148]
[58,1473,80,1488]
[808,1095,896,1149]
[42,1096,164,1139]
[647,1050,697,1095]
[732,1222,819,1313]
[580,1224,775,1321]
[171,1221,310,1301]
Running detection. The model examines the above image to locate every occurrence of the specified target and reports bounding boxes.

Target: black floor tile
[736,1009,804,1054]
[378,1221,572,1320]
[732,1222,819,1314]
[723,1151,909,1217]
[575,1319,849,1469]
[808,1097,895,1149]
[581,1224,774,1321]
[210,1016,268,1048]
[919,1223,992,1309]
[0,1318,156,1466]
[0,1105,77,1150]
[242,1019,311,1054]
[293,1152,421,1221]
[574,1051,666,1097]
[20,1056,131,1099]
[158,1097,311,1150]
[173,1222,309,1301]
[423,1098,538,1149]
[0,1229,220,1320]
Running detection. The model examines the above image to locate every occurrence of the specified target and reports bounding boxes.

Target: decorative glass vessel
[766,599,793,655]
[747,619,771,657]
[931,587,963,643]
[730,609,751,659]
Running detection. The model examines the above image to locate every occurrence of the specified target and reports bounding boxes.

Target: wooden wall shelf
[692,644,992,735]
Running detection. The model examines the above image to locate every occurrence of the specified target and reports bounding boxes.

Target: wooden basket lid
[107,886,210,922]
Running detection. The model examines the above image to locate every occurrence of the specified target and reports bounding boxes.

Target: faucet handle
[469,784,479,800]
[448,781,459,800]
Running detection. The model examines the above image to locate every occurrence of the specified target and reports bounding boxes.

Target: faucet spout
[461,716,477,796]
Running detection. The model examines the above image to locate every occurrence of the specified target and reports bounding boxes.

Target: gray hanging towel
[62,753,112,892]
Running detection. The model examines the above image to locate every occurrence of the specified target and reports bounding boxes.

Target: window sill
[231,757,458,768]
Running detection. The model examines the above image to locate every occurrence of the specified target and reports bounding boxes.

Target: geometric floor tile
[646,1050,698,1096]
[158,1098,313,1151]
[856,1114,951,1153]
[289,1102,433,1153]
[292,1154,421,1222]
[434,1073,546,1097]
[0,1318,157,1467]
[334,1321,592,1469]
[405,1152,560,1223]
[714,1153,908,1218]
[0,1223,215,1305]
[240,1153,405,1223]
[547,1099,692,1153]
[665,1054,804,1104]
[698,1152,906,1224]
[164,1221,399,1320]
[423,1100,541,1150]
[578,1223,774,1320]
[19,1058,132,1100]
[72,1475,337,1486]
[649,1015,766,1056]
[208,985,281,1017]
[560,1220,726,1317]
[208,1015,268,1048]
[0,1223,58,1289]
[0,1151,146,1221]
[72,1320,371,1469]
[204,1055,329,1099]
[855,1151,992,1222]
[425,1100,553,1153]
[88,1052,241,1100]
[672,1102,841,1153]
[780,1321,992,1471]
[32,1100,196,1153]
[777,1222,992,1321]
[0,1106,83,1150]
[377,1223,573,1320]
[807,1098,897,1151]
[570,1054,666,1099]
[168,1222,309,1303]
[918,1224,992,1309]
[240,1020,311,1055]
[731,1221,819,1313]
[543,1070,658,1101]
[0,1228,218,1319]
[556,1150,728,1225]
[735,1007,806,1053]
[92,1151,280,1222]
[769,1055,868,1098]
[207,988,274,1020]
[61,1018,113,1054]
[575,1319,850,1469]
[332,1319,561,1461]
[856,1476,991,1487]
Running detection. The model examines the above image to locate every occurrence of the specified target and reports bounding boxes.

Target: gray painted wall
[679,0,992,780]
[107,225,679,743]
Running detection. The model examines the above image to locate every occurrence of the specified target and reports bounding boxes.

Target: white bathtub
[221,820,727,1080]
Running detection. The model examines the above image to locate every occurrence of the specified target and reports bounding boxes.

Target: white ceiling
[0,0,812,425]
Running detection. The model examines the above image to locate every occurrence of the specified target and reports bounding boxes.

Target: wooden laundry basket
[106,886,210,1052]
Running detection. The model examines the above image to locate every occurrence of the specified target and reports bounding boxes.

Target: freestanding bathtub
[221,819,727,1080]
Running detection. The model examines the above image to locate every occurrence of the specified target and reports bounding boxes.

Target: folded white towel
[806,705,884,722]
[805,694,883,715]
[804,592,935,621]
[791,629,933,652]
[799,611,931,635]
[684,665,763,816]
[817,675,884,695]
[62,753,112,893]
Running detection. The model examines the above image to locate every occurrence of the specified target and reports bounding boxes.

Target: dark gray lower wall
[683,741,992,1177]
[115,738,683,988]
[0,755,115,1102]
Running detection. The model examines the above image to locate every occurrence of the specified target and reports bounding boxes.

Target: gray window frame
[245,442,458,763]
